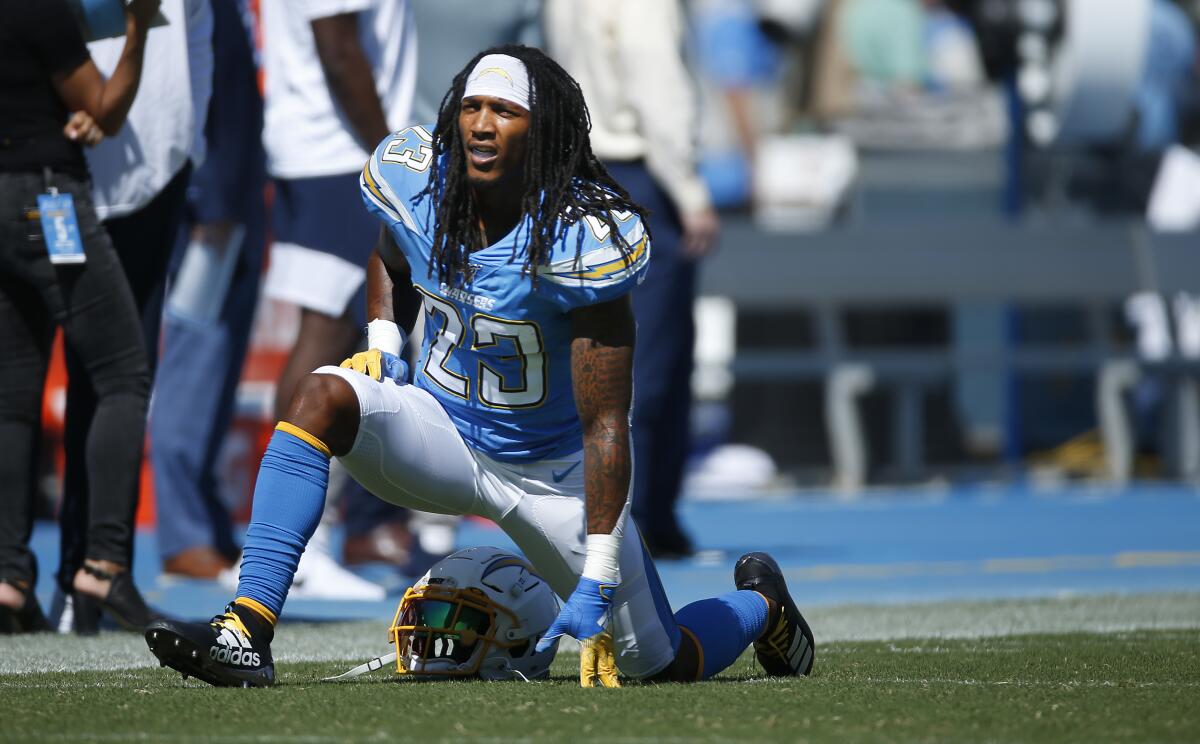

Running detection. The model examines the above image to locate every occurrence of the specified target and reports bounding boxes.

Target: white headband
[463,54,532,111]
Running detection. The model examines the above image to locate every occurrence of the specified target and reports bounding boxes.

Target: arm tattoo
[571,297,635,535]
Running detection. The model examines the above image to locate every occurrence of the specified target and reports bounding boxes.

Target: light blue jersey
[360,125,650,462]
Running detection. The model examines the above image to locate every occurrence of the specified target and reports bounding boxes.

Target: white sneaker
[290,543,386,602]
[215,552,385,601]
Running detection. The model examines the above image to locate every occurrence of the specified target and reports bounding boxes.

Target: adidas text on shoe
[734,552,815,676]
[145,608,275,687]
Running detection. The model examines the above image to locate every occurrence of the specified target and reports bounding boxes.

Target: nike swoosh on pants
[551,461,581,483]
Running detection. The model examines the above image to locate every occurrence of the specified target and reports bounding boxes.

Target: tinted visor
[398,599,491,665]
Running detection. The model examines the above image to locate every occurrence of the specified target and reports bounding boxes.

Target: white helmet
[388,546,560,680]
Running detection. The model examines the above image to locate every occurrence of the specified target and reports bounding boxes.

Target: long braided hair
[418,44,649,287]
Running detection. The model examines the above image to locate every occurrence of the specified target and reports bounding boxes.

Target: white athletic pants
[316,366,681,678]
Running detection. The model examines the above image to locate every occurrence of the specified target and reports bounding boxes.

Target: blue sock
[235,426,330,618]
[674,590,769,680]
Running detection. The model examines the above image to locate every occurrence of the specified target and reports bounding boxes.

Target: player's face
[459,95,530,190]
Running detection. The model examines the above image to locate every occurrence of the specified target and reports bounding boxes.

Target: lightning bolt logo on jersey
[360,125,650,462]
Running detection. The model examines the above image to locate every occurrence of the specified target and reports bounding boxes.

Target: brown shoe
[163,547,235,580]
[343,521,412,567]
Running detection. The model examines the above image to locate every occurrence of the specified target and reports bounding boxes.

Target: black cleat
[145,607,275,687]
[734,552,815,676]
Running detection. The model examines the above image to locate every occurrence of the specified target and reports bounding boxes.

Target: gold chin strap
[579,631,620,688]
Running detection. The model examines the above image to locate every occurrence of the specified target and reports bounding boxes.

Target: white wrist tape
[581,533,622,585]
[367,318,405,356]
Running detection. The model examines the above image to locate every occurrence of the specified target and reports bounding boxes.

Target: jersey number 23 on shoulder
[381,126,434,173]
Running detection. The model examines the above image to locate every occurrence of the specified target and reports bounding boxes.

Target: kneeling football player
[145,45,814,687]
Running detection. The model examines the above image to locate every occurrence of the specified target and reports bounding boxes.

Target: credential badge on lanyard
[38,168,85,264]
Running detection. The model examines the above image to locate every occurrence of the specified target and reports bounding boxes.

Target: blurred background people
[150,0,266,581]
[254,0,416,598]
[547,0,721,558]
[55,0,213,631]
[0,0,161,633]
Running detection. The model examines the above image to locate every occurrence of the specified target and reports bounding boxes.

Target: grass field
[4,595,1198,743]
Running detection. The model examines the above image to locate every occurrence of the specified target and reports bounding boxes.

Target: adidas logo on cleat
[209,627,261,668]
[210,645,262,667]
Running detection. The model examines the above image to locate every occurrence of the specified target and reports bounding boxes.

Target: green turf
[3,629,1198,743]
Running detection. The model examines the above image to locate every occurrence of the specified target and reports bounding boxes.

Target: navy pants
[604,161,697,542]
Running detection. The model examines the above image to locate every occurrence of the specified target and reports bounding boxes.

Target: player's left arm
[535,294,635,687]
[570,295,636,537]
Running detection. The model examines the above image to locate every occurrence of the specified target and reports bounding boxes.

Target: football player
[145,45,814,687]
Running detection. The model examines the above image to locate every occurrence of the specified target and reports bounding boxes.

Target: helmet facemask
[390,582,524,677]
[387,548,559,680]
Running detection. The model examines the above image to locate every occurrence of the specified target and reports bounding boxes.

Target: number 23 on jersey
[417,288,547,410]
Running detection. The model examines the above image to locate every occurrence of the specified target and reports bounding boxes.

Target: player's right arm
[342,228,421,382]
[352,125,435,380]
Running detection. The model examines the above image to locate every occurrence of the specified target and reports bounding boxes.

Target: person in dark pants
[56,0,212,616]
[0,0,162,633]
[547,0,721,558]
[605,161,702,557]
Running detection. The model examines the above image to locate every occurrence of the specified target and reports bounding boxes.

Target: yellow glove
[340,349,385,381]
[579,631,620,688]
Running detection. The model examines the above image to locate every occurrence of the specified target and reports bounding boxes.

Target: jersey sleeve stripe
[360,163,403,224]
[571,235,648,278]
[368,154,420,232]
[537,234,651,289]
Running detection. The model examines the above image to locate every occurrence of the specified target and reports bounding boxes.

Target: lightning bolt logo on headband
[476,67,514,84]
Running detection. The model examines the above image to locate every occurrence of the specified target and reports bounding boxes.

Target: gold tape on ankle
[234,596,278,626]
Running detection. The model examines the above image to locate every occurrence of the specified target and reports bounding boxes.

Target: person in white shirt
[546,0,720,558]
[259,0,415,419]
[57,0,214,629]
[255,0,416,597]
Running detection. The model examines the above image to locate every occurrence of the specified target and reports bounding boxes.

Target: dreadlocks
[419,44,649,288]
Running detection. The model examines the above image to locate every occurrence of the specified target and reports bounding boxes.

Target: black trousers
[57,164,190,590]
[0,170,150,587]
